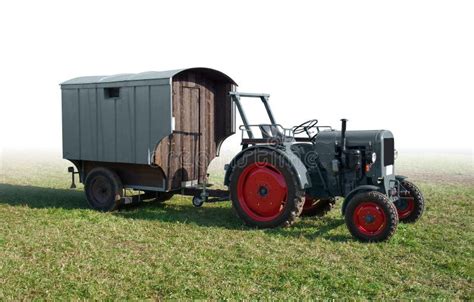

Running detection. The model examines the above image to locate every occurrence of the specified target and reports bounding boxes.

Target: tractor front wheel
[395,180,424,223]
[229,149,304,228]
[345,191,398,242]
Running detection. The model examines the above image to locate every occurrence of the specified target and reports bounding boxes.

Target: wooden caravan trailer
[61,68,236,210]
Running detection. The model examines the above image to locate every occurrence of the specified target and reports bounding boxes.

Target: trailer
[62,67,236,210]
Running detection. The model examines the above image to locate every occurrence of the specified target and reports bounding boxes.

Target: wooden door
[180,87,201,185]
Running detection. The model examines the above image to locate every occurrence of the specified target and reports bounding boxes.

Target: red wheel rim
[352,202,386,236]
[237,162,288,222]
[397,196,415,219]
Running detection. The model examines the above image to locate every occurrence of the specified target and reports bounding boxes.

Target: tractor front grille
[383,138,394,166]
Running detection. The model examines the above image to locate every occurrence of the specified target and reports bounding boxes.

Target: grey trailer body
[62,72,173,165]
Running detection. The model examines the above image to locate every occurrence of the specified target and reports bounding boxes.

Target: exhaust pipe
[340,119,348,153]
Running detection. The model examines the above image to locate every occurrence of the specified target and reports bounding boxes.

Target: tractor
[224,92,425,242]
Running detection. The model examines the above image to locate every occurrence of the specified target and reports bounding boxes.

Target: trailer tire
[301,196,336,217]
[229,149,304,228]
[84,167,123,212]
[395,180,424,223]
[345,191,398,242]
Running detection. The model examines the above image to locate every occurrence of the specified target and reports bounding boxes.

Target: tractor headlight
[370,152,377,164]
[394,149,398,160]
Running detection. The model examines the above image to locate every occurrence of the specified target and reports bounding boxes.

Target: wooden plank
[199,76,206,183]
[180,86,201,182]
[172,81,182,188]
[191,87,200,181]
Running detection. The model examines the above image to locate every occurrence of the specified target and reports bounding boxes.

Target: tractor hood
[311,129,396,183]
[314,129,394,148]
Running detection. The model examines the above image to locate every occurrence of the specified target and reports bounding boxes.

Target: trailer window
[104,87,120,99]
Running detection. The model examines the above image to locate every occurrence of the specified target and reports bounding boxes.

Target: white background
[0,0,472,154]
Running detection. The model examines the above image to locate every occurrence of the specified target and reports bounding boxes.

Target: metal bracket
[67,167,79,189]
[229,92,278,140]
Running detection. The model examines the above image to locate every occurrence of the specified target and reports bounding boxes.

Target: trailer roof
[61,67,237,86]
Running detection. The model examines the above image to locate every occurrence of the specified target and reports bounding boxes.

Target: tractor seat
[259,124,284,139]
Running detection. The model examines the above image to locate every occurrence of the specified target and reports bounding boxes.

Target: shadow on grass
[0,183,351,241]
[0,183,87,209]
[265,217,351,242]
[117,202,351,241]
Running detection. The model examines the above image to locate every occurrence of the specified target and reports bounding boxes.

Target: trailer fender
[224,146,311,190]
[341,185,381,215]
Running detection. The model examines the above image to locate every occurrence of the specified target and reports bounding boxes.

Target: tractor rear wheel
[345,191,398,242]
[229,149,304,228]
[301,196,336,217]
[85,167,123,212]
[395,180,424,223]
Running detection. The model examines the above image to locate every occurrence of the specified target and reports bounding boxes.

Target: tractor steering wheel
[292,119,319,137]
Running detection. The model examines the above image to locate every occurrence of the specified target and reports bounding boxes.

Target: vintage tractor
[224,92,425,242]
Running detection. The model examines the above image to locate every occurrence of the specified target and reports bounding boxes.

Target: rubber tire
[345,191,398,242]
[301,197,336,217]
[192,195,204,207]
[397,180,424,223]
[84,167,123,212]
[229,149,305,228]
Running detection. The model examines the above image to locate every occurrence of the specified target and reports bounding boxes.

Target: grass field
[1,150,473,300]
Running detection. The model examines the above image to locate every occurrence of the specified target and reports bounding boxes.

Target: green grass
[0,150,473,300]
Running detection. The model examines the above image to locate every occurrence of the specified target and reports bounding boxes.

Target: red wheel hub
[352,202,386,236]
[397,195,415,219]
[237,162,288,222]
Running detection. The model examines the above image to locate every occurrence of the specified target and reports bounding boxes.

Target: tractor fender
[341,185,381,215]
[395,175,408,181]
[224,145,311,190]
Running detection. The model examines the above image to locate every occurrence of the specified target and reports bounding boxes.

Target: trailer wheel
[345,191,398,242]
[229,149,304,228]
[84,167,123,212]
[301,196,336,217]
[395,180,424,223]
[192,195,205,207]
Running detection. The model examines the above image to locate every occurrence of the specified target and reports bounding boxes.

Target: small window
[104,87,120,99]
